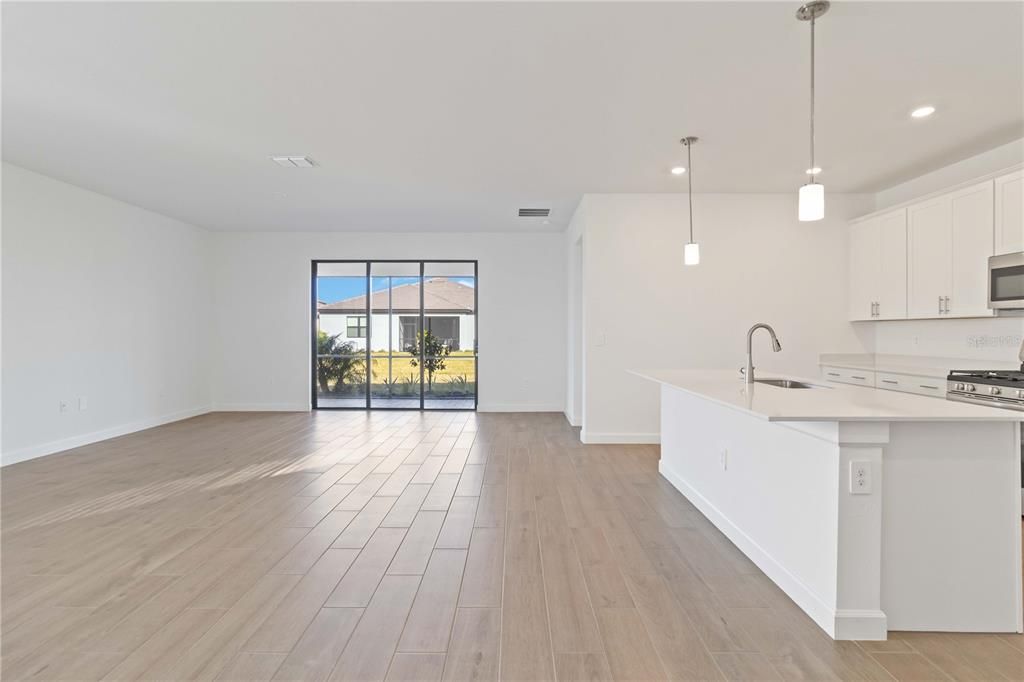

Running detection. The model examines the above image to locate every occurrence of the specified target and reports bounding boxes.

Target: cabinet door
[848,218,879,321]
[876,209,907,320]
[995,170,1023,255]
[949,181,994,318]
[907,197,952,318]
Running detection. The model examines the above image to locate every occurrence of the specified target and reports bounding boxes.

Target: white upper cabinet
[995,170,1023,255]
[949,181,995,317]
[907,180,995,319]
[848,208,906,321]
[877,210,908,320]
[848,218,878,321]
[908,197,952,318]
[850,170,1014,322]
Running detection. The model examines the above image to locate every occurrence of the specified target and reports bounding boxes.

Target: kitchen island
[633,369,1023,641]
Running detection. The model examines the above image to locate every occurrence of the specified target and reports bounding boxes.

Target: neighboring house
[317,277,476,352]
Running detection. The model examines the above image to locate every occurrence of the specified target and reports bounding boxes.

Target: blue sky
[317,276,475,304]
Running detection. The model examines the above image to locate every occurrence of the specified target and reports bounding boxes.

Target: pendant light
[796,1,829,222]
[681,136,700,265]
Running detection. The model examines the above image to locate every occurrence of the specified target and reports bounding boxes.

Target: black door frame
[311,259,479,411]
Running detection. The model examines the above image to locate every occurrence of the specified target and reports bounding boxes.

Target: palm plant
[317,331,363,394]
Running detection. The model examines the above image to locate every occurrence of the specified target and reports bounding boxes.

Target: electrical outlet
[850,460,871,494]
[59,400,70,414]
[79,396,88,411]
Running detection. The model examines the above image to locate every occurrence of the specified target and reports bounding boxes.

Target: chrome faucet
[742,323,782,385]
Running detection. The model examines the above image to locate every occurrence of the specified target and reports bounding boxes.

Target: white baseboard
[563,410,581,428]
[834,609,888,641]
[2,406,212,466]
[658,460,870,640]
[212,403,310,412]
[581,431,660,444]
[476,403,562,413]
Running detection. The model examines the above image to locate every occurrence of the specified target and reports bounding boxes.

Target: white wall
[565,228,583,428]
[1,163,213,464]
[571,192,874,443]
[873,316,1023,364]
[875,138,1024,210]
[211,232,565,412]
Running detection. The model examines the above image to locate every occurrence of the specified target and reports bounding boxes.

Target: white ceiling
[3,1,1022,232]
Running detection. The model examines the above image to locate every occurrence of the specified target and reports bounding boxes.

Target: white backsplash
[874,316,1024,364]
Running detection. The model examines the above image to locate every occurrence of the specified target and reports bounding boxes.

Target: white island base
[644,373,1022,641]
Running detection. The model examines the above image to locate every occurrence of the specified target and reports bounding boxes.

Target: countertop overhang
[632,369,1023,422]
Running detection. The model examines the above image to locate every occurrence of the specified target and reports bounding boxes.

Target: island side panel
[657,384,844,634]
[881,420,1022,633]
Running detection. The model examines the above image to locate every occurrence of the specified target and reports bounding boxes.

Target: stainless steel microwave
[989,251,1024,310]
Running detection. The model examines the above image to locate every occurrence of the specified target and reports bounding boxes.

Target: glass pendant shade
[684,241,701,266]
[798,182,825,222]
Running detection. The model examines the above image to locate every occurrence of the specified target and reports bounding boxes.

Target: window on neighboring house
[427,317,460,351]
[346,315,367,338]
[399,316,460,351]
[400,317,419,351]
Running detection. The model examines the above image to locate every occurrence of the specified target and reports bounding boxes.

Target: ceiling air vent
[271,156,316,168]
[518,208,550,218]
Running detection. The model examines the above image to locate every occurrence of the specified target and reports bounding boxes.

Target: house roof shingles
[318,277,475,314]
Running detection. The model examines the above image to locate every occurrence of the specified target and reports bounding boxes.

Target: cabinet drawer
[904,376,945,398]
[876,372,945,397]
[821,366,875,387]
[875,372,909,392]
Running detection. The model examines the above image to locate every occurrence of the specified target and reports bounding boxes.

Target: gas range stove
[947,369,1024,411]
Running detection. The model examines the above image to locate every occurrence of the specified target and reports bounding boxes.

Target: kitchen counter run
[631,369,1022,422]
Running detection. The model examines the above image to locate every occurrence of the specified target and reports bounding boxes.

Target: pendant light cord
[809,15,816,180]
[686,140,694,243]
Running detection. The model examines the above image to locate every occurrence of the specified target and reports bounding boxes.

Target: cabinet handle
[919,384,939,390]
[851,375,867,380]
[827,372,841,377]
[881,379,898,384]
[938,296,943,314]
[876,302,880,317]
[944,296,950,314]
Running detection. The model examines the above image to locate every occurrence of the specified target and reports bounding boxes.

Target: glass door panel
[422,262,477,409]
[370,262,422,408]
[313,260,476,411]
[314,262,369,408]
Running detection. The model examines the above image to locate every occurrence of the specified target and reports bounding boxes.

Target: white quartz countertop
[632,369,1023,422]
[819,353,1020,379]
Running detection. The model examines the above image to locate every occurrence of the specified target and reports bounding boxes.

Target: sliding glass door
[312,262,369,408]
[370,262,421,408]
[422,261,476,409]
[312,260,477,410]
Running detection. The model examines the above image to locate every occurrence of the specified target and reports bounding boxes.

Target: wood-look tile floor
[3,411,1024,681]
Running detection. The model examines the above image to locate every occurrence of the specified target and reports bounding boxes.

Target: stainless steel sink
[755,378,825,389]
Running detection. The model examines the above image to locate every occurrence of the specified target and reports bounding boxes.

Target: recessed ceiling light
[806,167,823,175]
[670,166,687,175]
[910,106,936,119]
[271,155,316,168]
